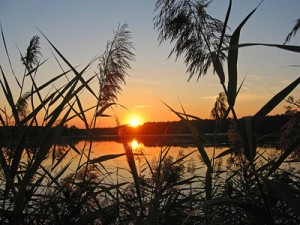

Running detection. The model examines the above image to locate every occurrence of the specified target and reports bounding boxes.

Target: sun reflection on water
[130,139,144,154]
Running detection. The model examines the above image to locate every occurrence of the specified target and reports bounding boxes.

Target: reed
[0,23,135,224]
[0,0,299,224]
[155,0,300,224]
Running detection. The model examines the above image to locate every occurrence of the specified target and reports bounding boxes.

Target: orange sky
[1,1,300,128]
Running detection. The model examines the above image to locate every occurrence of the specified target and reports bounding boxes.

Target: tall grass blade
[162,102,211,167]
[225,42,300,53]
[118,126,144,218]
[74,95,89,129]
[0,148,15,194]
[0,66,20,125]
[214,0,232,84]
[45,76,94,122]
[241,116,256,162]
[267,135,300,177]
[212,52,225,84]
[265,179,300,216]
[88,153,125,164]
[217,0,231,57]
[64,104,96,125]
[0,24,20,87]
[37,27,98,99]
[187,197,273,225]
[13,103,75,218]
[216,147,240,158]
[253,76,300,124]
[227,1,263,108]
[96,103,116,117]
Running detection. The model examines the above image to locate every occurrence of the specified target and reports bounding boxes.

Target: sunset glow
[128,116,142,127]
[130,139,139,149]
[130,139,144,155]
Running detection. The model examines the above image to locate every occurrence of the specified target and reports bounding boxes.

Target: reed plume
[21,35,42,70]
[97,23,135,107]
[154,0,229,81]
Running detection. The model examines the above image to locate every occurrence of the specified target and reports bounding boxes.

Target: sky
[0,0,300,128]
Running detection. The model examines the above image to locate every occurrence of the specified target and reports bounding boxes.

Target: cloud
[201,95,218,100]
[131,78,162,85]
[237,94,266,100]
[248,75,271,81]
[134,105,150,109]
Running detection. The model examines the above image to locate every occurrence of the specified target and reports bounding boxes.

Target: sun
[129,118,140,127]
[128,115,143,127]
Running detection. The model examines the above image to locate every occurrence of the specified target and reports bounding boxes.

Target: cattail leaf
[227,1,262,107]
[253,76,300,125]
[89,153,125,164]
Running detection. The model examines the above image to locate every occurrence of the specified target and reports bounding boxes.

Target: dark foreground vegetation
[0,0,300,224]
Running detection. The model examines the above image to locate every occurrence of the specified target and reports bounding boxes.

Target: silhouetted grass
[1,1,300,224]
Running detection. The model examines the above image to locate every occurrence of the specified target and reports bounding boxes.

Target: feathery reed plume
[211,92,227,120]
[154,0,229,81]
[15,91,30,120]
[284,18,300,44]
[97,23,135,107]
[21,35,42,70]
[19,35,42,99]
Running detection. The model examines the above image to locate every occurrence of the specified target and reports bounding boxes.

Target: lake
[50,136,283,184]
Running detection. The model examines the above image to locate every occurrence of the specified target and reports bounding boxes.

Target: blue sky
[1,0,300,127]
